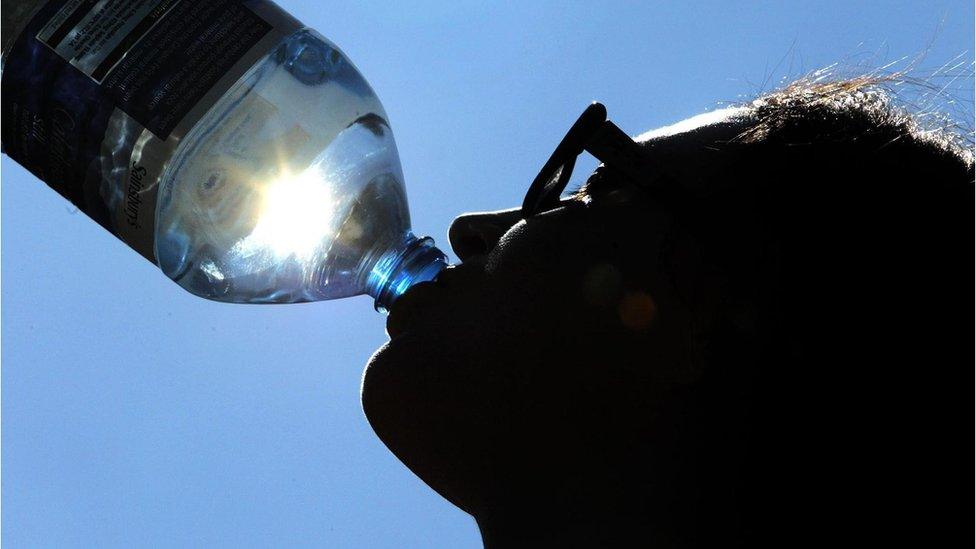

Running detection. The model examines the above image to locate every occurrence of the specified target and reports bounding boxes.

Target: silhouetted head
[362,75,973,547]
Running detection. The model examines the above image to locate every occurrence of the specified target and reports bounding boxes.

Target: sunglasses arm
[584,120,657,186]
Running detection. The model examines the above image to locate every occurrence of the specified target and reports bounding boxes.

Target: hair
[738,69,973,166]
[724,71,973,334]
[625,72,973,545]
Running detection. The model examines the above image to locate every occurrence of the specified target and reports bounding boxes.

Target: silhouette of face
[362,109,750,516]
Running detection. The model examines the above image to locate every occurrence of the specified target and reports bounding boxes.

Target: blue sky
[3,1,972,547]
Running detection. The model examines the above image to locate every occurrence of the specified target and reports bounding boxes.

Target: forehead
[635,106,751,142]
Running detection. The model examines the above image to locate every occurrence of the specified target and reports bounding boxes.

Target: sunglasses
[521,102,667,218]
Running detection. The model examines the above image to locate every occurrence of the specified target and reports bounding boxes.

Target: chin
[361,331,436,418]
[360,337,411,448]
[362,337,402,403]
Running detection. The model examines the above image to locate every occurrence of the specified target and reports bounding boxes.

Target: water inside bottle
[155,30,414,303]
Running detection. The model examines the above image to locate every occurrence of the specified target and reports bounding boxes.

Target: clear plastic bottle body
[155,29,442,305]
[2,5,445,308]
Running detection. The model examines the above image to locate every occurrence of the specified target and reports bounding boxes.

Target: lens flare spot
[619,291,656,331]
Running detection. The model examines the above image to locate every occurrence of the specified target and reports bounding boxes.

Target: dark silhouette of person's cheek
[448,208,523,261]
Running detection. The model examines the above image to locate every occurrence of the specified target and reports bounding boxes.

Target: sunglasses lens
[530,156,577,215]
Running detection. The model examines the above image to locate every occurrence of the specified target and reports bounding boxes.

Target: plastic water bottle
[1,0,448,310]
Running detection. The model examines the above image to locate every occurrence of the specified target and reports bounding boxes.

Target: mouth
[385,266,455,339]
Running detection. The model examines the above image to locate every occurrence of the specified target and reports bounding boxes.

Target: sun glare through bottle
[1,1,447,311]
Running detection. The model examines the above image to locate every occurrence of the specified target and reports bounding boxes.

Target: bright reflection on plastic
[245,163,335,260]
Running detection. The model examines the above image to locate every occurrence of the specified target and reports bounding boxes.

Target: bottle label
[1,0,301,262]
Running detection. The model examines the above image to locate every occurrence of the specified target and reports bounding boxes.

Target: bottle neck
[366,233,448,313]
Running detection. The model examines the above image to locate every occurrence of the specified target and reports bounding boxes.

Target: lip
[385,266,455,339]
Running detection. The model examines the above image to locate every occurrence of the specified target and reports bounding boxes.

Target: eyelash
[563,182,586,197]
[563,167,608,201]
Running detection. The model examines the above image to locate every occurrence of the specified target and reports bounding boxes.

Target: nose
[448,207,523,262]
